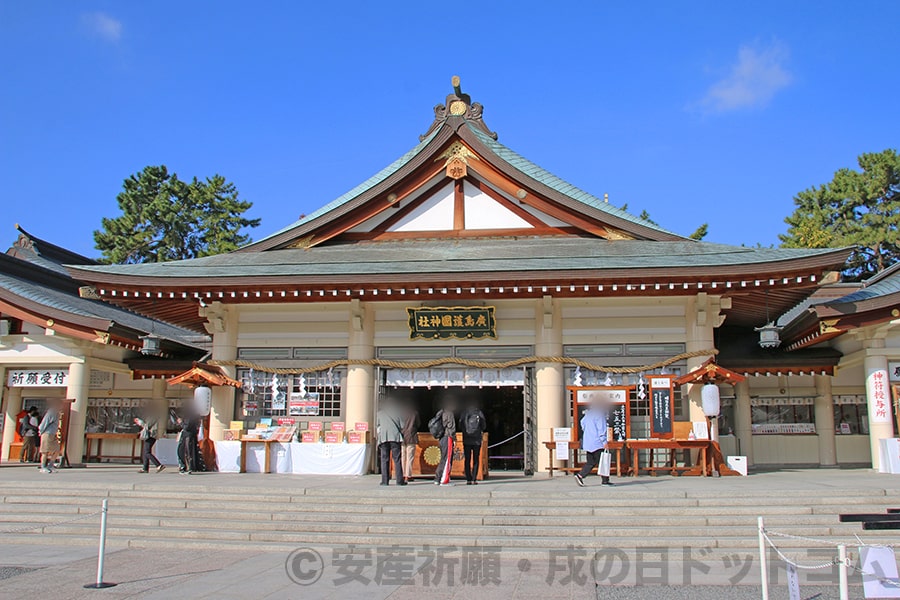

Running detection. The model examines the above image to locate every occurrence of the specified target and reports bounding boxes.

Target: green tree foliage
[94,166,260,264]
[780,149,899,279]
[689,223,709,241]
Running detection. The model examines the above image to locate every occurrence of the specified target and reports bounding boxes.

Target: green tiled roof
[252,128,443,246]
[465,124,680,238]
[0,271,207,346]
[69,238,847,279]
[249,116,681,248]
[828,263,900,304]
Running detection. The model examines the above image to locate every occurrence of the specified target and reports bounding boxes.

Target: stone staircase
[1,476,899,554]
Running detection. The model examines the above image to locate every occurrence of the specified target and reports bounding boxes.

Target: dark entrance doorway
[383,385,526,473]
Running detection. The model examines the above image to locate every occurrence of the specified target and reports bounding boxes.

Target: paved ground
[0,465,897,598]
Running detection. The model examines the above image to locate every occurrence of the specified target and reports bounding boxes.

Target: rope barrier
[487,430,524,449]
[761,521,900,590]
[0,510,101,535]
[211,348,718,375]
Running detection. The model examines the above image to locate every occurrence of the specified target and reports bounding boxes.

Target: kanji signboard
[867,367,892,424]
[407,306,496,340]
[7,369,68,387]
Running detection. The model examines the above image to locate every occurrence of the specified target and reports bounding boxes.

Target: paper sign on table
[553,427,571,443]
[555,441,569,461]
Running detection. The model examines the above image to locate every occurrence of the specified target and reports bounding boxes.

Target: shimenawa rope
[211,349,718,375]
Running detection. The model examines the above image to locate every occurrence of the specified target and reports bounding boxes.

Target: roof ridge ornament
[420,76,498,142]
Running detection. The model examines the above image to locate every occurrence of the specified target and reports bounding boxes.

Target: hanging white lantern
[701,383,721,417]
[194,385,212,416]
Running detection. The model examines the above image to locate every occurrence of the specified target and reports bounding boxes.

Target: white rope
[766,527,896,549]
[762,531,839,570]
[487,430,525,449]
[0,510,102,535]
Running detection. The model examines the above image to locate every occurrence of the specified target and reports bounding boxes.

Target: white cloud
[81,11,123,43]
[699,41,792,113]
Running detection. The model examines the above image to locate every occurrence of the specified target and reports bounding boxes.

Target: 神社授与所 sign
[407,306,496,340]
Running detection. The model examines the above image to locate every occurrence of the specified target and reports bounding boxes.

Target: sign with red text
[867,368,892,424]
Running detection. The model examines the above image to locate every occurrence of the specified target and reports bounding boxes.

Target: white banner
[867,368,892,424]
[7,369,68,387]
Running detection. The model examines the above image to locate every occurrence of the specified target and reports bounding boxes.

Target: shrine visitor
[459,399,486,485]
[575,394,614,487]
[376,396,406,486]
[400,398,420,484]
[134,413,165,474]
[38,399,61,473]
[431,398,457,486]
[19,407,39,463]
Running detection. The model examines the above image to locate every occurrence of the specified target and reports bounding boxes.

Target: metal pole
[758,516,769,600]
[84,498,116,589]
[838,544,849,600]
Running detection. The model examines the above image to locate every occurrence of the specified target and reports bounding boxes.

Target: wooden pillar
[65,361,89,464]
[535,296,565,476]
[864,342,893,470]
[205,304,237,441]
[345,301,374,448]
[814,375,837,467]
[734,379,754,466]
[685,294,718,424]
[1,385,22,461]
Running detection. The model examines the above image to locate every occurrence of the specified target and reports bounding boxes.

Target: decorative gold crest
[423,445,442,466]
[437,141,478,180]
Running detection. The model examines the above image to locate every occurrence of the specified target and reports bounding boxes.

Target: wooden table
[627,439,710,477]
[85,433,141,463]
[543,440,627,477]
[239,438,278,473]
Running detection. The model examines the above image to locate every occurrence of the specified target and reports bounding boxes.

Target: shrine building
[6,79,897,474]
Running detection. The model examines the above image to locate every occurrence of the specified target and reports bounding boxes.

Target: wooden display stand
[409,433,488,480]
[84,433,141,463]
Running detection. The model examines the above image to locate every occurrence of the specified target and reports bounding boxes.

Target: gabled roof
[241,80,683,251]
[8,224,97,276]
[1,229,208,353]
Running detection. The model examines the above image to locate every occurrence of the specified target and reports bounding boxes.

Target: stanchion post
[838,544,849,600]
[84,498,116,589]
[758,516,769,600]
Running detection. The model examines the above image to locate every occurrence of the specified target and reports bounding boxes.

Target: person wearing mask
[19,407,39,463]
[400,399,420,484]
[376,397,406,486]
[575,394,613,487]
[431,398,457,486]
[38,399,61,473]
[459,400,487,485]
[134,413,165,473]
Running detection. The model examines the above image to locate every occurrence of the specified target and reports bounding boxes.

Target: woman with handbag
[575,395,614,487]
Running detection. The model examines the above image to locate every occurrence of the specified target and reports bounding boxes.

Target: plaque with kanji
[407,306,496,340]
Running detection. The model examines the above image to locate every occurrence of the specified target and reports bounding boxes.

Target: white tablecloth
[212,441,368,475]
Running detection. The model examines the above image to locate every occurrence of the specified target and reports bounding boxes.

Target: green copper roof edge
[246,127,443,248]
[463,123,683,238]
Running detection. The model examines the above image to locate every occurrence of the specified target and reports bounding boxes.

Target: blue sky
[1,2,898,257]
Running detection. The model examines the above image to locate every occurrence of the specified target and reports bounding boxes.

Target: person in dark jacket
[433,398,458,486]
[177,407,201,475]
[459,400,487,485]
[134,413,165,473]
[376,397,406,486]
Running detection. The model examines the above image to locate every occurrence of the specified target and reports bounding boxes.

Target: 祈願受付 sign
[407,306,496,340]
[7,369,68,387]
